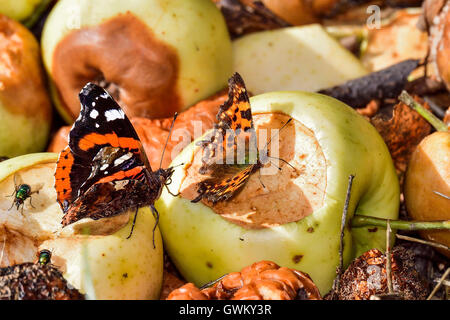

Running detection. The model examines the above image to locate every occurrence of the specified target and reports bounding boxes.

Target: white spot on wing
[105,109,125,122]
[100,164,109,171]
[113,153,133,166]
[90,109,99,119]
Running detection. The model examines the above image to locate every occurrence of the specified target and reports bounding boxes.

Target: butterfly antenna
[159,112,178,170]
[264,118,293,150]
[261,118,295,169]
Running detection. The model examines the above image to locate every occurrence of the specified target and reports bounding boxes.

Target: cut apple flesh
[0,153,163,300]
[180,113,327,229]
[232,24,368,94]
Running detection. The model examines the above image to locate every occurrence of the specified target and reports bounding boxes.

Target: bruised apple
[404,131,450,257]
[0,153,164,300]
[0,14,52,158]
[156,91,399,294]
[41,0,232,123]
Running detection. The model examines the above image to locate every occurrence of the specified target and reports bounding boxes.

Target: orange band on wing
[95,166,143,184]
[55,147,74,205]
[78,133,141,152]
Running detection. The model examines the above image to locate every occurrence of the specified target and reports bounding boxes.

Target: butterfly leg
[164,183,180,197]
[149,205,159,249]
[126,207,139,240]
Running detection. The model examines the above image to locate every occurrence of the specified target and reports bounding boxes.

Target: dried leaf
[214,0,291,38]
[371,98,432,172]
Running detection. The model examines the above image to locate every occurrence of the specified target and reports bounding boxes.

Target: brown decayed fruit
[332,247,428,300]
[0,13,52,157]
[48,90,227,169]
[0,262,84,300]
[167,260,322,300]
[404,131,450,257]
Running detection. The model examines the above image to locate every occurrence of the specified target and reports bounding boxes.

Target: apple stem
[352,215,450,230]
[398,91,449,132]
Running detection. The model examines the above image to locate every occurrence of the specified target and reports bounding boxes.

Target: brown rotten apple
[167,260,322,300]
[0,14,52,158]
[41,0,232,123]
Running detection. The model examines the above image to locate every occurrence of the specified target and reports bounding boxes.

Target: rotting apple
[0,153,164,300]
[232,24,368,95]
[41,0,232,123]
[156,91,400,295]
[0,14,52,158]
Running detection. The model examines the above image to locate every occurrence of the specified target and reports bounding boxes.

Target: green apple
[156,91,399,295]
[0,0,46,22]
[0,153,163,300]
[41,0,232,123]
[0,14,52,158]
[232,24,368,95]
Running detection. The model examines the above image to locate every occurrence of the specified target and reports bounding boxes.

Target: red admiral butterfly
[54,83,174,245]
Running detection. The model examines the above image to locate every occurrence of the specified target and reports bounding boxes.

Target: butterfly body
[54,83,173,233]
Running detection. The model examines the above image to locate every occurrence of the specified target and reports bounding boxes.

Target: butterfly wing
[55,83,150,213]
[195,73,259,203]
[192,164,257,204]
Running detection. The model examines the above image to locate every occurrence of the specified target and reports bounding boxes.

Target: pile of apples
[0,0,447,300]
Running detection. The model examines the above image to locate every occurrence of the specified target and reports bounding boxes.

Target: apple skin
[0,153,163,300]
[41,0,232,123]
[0,14,52,158]
[404,131,450,258]
[232,25,368,95]
[0,0,44,21]
[156,91,399,294]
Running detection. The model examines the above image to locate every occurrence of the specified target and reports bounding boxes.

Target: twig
[427,268,450,300]
[434,191,450,200]
[199,274,228,290]
[396,234,450,252]
[352,215,450,230]
[333,174,355,294]
[386,220,394,294]
[398,91,448,132]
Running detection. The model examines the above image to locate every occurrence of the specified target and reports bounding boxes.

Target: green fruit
[41,0,232,122]
[232,24,368,95]
[0,14,52,158]
[0,153,163,300]
[156,91,399,294]
[0,0,44,22]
